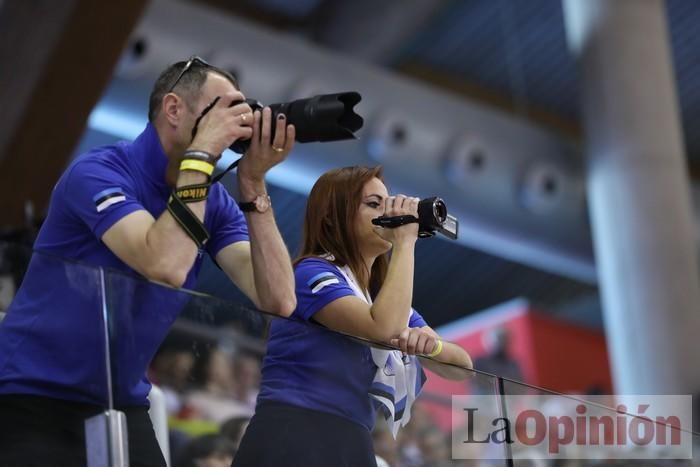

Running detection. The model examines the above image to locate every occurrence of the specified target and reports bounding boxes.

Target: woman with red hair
[233,166,472,467]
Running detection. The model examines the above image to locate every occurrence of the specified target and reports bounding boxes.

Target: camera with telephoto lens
[229,92,364,154]
[371,197,459,240]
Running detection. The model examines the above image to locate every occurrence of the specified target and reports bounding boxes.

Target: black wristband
[183,149,217,164]
[174,183,210,203]
[167,194,210,248]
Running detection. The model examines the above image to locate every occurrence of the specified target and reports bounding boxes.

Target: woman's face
[356,177,392,257]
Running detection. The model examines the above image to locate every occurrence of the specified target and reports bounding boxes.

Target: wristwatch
[239,194,271,213]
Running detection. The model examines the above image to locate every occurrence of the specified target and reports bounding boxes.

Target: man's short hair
[148,59,239,122]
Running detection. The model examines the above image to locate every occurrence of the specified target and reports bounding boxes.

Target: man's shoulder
[61,142,134,186]
[72,141,131,169]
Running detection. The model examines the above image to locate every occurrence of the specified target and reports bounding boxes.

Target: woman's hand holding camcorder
[374,195,420,245]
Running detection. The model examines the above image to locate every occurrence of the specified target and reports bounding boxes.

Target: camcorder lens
[417,197,457,240]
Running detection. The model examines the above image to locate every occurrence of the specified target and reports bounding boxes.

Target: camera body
[372,197,459,240]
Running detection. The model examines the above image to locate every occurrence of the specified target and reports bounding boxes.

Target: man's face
[193,72,239,114]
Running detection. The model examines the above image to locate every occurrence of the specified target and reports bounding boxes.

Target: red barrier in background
[419,299,612,430]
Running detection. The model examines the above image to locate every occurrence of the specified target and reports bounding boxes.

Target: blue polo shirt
[0,123,249,407]
[257,257,427,431]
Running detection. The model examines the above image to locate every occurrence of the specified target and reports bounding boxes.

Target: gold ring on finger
[272,146,284,153]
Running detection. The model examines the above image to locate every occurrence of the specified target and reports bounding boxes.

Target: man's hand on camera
[374,195,420,245]
[237,106,295,183]
[189,92,253,157]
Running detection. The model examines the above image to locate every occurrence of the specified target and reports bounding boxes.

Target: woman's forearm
[421,342,473,380]
[369,240,416,340]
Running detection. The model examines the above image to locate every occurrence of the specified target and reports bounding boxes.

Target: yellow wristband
[427,339,443,357]
[180,159,214,176]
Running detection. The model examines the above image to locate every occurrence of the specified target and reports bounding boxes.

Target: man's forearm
[239,176,295,315]
[244,209,296,315]
[145,170,208,286]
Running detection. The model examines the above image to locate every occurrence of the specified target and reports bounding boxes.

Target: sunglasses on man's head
[168,56,211,93]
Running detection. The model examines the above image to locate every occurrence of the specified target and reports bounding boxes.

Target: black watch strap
[238,201,256,212]
[238,194,271,213]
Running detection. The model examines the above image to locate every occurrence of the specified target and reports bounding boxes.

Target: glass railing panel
[104,266,509,466]
[500,378,698,466]
[0,244,120,464]
[0,247,111,409]
[103,267,267,466]
[102,264,698,466]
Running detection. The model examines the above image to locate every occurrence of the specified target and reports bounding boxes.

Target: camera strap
[188,97,242,184]
[371,215,419,229]
[191,96,220,142]
[167,194,210,248]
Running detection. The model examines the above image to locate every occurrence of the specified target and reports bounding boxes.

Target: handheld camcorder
[229,92,364,153]
[371,197,459,240]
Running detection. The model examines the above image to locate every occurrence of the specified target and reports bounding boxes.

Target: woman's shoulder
[293,256,347,288]
[294,256,337,272]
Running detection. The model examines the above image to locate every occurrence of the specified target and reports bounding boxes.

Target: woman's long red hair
[296,166,389,297]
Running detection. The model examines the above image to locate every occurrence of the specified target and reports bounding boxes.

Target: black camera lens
[417,197,446,238]
[418,197,458,240]
[229,92,363,154]
[432,199,447,224]
[417,197,446,225]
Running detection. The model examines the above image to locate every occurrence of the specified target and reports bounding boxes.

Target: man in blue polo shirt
[0,58,296,467]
